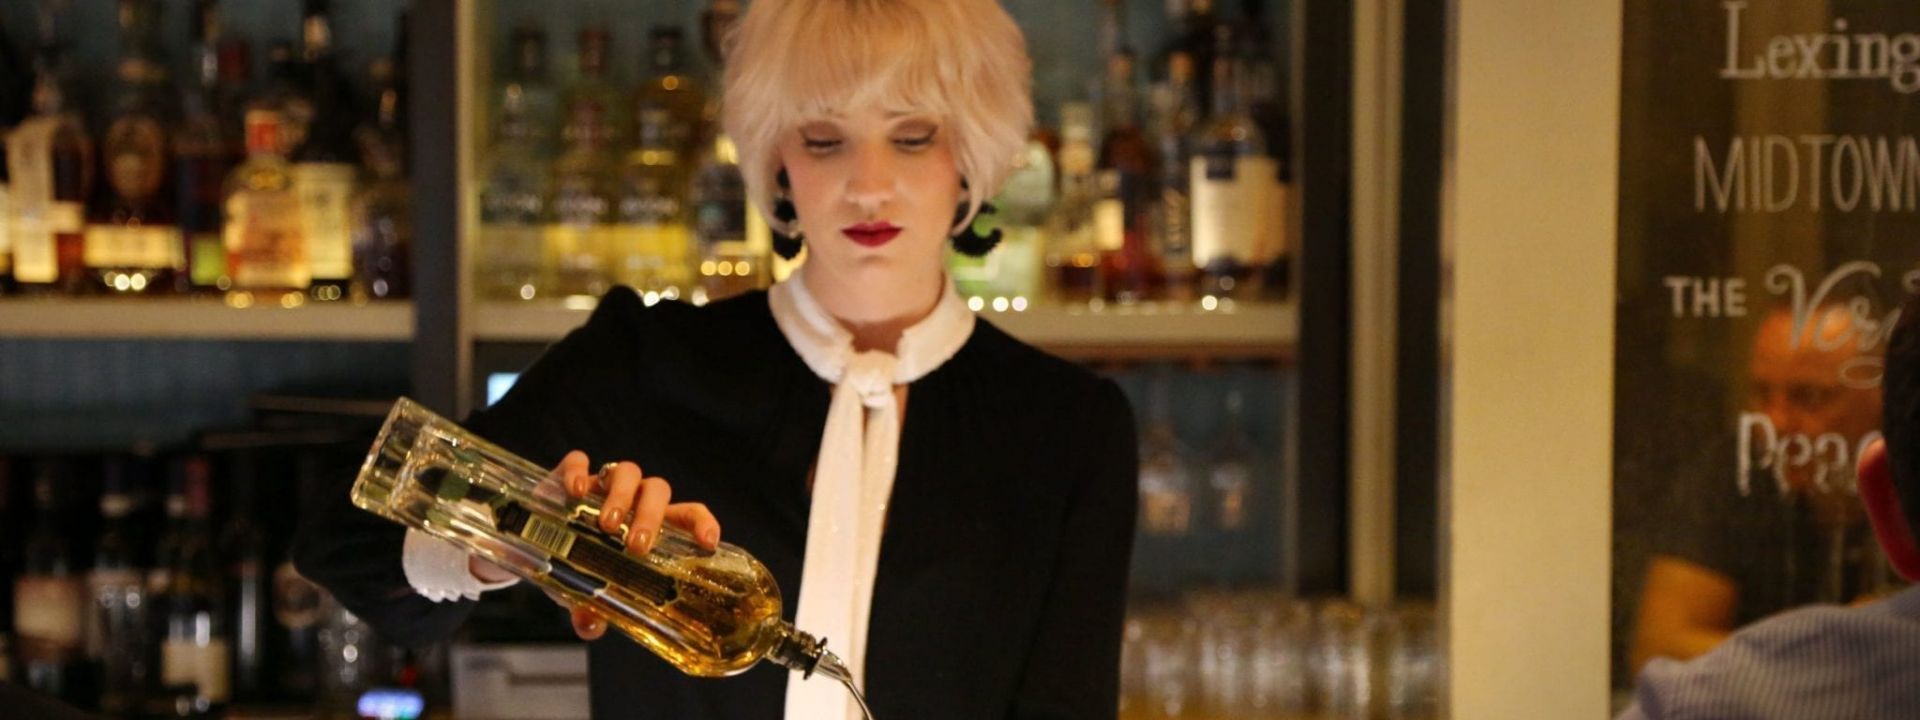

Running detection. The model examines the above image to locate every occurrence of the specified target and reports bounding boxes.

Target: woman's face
[778,105,962,296]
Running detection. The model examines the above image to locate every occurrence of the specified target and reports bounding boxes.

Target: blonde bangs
[723,0,1034,234]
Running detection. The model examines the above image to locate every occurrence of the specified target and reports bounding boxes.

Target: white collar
[768,270,976,391]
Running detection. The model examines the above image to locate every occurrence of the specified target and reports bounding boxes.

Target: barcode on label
[518,515,576,557]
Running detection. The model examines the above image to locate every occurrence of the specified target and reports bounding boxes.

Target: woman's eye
[893,133,935,150]
[802,137,842,153]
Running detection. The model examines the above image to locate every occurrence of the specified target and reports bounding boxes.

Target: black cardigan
[294,287,1139,719]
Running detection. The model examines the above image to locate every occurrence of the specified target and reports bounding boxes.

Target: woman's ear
[1857,438,1920,581]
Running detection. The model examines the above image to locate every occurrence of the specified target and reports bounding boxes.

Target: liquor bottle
[1241,0,1292,300]
[89,0,179,296]
[1207,388,1255,532]
[990,130,1057,302]
[8,50,94,295]
[16,460,86,704]
[1149,52,1201,302]
[547,27,620,300]
[1189,25,1272,301]
[222,451,270,704]
[1158,0,1220,111]
[1043,103,1101,305]
[351,56,410,299]
[259,42,312,159]
[157,456,230,717]
[1097,51,1161,305]
[272,450,329,701]
[291,0,359,303]
[0,20,27,295]
[632,27,705,172]
[1138,374,1196,537]
[89,457,153,716]
[477,82,552,301]
[353,398,868,704]
[496,25,559,155]
[175,0,236,293]
[224,110,309,297]
[0,457,17,682]
[617,106,692,300]
[689,133,764,303]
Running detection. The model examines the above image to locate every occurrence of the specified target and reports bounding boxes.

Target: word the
[1664,276,1749,318]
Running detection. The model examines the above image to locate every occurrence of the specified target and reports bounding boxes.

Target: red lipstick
[843,221,903,248]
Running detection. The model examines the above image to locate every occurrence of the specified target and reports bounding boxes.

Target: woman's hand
[468,450,722,641]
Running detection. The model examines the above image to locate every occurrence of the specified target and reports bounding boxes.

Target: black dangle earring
[951,178,1002,257]
[772,168,803,260]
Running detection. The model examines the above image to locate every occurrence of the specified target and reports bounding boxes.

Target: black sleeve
[1009,379,1139,719]
[293,292,640,648]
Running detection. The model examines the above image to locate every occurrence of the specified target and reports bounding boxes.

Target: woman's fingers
[626,477,673,556]
[555,450,593,498]
[571,605,608,640]
[664,502,722,549]
[597,462,644,537]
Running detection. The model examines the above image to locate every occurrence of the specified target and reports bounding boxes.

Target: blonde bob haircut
[721,0,1035,237]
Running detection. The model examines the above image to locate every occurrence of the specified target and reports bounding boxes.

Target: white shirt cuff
[401,527,520,602]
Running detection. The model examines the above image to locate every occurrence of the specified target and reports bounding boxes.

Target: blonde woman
[297,1,1139,717]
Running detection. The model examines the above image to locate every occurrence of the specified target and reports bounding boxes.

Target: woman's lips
[843,222,903,248]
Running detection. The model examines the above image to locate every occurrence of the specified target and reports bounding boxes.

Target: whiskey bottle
[547,27,620,300]
[291,0,359,303]
[89,458,153,716]
[8,50,93,295]
[1043,103,1100,304]
[89,0,179,295]
[1189,25,1272,301]
[156,456,231,717]
[351,57,411,300]
[496,26,559,156]
[352,398,870,711]
[16,461,86,705]
[175,0,238,294]
[1096,50,1162,305]
[477,83,552,301]
[224,110,309,297]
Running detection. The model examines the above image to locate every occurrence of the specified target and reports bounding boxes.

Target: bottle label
[518,514,577,557]
[86,224,183,270]
[226,186,310,290]
[14,576,85,646]
[105,115,168,202]
[162,637,233,702]
[7,120,58,283]
[1094,197,1126,252]
[1189,155,1276,268]
[292,163,358,281]
[189,231,227,287]
[1257,181,1291,263]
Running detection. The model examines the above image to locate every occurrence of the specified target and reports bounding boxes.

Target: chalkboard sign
[1614,0,1920,690]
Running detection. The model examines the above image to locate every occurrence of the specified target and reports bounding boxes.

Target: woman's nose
[843,143,896,211]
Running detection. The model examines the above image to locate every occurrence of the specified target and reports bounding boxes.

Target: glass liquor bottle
[633,27,705,172]
[692,0,771,299]
[352,398,870,711]
[1241,0,1292,300]
[1158,0,1219,112]
[7,50,93,295]
[1097,51,1162,305]
[157,456,230,717]
[224,110,309,298]
[983,129,1055,303]
[1149,52,1201,302]
[617,106,693,301]
[478,84,552,301]
[222,451,270,704]
[351,57,411,300]
[89,457,153,716]
[1189,25,1272,301]
[16,461,86,704]
[1043,103,1101,305]
[1138,373,1197,537]
[259,42,312,159]
[90,0,179,295]
[175,0,237,293]
[291,0,359,303]
[0,21,23,294]
[496,26,559,156]
[546,27,620,300]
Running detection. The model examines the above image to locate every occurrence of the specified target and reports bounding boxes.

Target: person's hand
[467,450,722,640]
